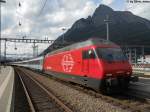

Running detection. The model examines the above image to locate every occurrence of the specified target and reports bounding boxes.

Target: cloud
[2,0,150,58]
[125,2,150,20]
[101,0,115,5]
[1,0,98,57]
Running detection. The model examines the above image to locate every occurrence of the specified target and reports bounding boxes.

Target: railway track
[16,67,150,112]
[73,85,150,112]
[50,76,150,112]
[15,68,73,112]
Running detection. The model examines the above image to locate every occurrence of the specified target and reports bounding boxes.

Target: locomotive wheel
[98,80,112,94]
[119,77,130,90]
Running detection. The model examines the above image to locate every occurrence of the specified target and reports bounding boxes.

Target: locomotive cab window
[82,49,96,59]
[96,48,128,61]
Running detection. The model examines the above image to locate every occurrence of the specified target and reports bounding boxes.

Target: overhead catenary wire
[2,0,54,60]
[15,0,51,38]
[38,0,48,16]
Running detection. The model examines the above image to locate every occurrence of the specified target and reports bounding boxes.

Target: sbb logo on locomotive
[61,54,75,72]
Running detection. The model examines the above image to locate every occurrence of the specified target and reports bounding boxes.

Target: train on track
[11,38,136,93]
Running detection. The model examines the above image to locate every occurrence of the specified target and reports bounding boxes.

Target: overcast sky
[1,0,150,58]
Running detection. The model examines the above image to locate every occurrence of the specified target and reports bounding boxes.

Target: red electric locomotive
[43,38,132,92]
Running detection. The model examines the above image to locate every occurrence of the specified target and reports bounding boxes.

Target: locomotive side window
[82,49,96,59]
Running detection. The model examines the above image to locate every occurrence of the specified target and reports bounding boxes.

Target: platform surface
[0,66,14,112]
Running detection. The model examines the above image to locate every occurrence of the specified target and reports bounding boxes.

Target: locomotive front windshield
[96,48,127,61]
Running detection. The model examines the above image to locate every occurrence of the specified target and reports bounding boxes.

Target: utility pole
[0,0,6,72]
[33,42,36,57]
[104,15,111,41]
[142,46,145,64]
[4,39,6,64]
[32,42,38,57]
[134,48,137,66]
[62,28,66,44]
[129,49,132,64]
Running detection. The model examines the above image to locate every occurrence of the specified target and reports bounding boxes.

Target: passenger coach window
[82,49,96,59]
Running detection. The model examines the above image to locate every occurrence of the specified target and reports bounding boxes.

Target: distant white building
[137,55,150,64]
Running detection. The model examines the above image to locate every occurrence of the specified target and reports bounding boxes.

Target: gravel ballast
[25,69,128,112]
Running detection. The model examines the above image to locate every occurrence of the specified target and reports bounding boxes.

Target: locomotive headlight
[106,74,112,76]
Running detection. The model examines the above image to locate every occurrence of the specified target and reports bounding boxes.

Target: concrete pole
[33,42,35,57]
[106,20,109,41]
[33,42,38,57]
[36,45,38,56]
[0,3,1,71]
[134,48,137,66]
[62,28,66,44]
[4,39,6,64]
[129,49,132,64]
[142,46,145,64]
[104,15,111,41]
[0,0,6,72]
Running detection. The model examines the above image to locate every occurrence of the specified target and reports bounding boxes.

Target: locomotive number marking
[61,54,74,72]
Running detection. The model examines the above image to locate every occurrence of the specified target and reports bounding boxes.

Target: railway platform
[133,71,150,78]
[0,66,14,112]
[133,66,150,78]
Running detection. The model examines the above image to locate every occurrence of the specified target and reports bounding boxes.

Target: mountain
[41,4,150,55]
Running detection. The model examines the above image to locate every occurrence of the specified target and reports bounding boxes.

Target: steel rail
[18,67,150,112]
[17,70,36,112]
[19,68,73,112]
